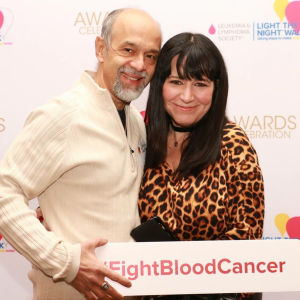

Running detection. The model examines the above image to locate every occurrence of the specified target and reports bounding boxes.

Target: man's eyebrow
[149,49,160,54]
[120,41,137,48]
[119,41,160,53]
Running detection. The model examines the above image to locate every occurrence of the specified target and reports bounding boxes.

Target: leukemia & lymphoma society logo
[0,234,15,253]
[0,8,13,45]
[208,23,251,42]
[231,115,297,139]
[74,11,109,35]
[208,0,300,41]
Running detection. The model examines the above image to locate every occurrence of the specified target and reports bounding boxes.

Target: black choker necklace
[171,123,196,133]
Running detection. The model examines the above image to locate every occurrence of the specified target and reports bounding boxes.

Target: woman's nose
[179,86,194,103]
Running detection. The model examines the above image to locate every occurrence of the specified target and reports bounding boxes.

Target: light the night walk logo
[208,0,300,42]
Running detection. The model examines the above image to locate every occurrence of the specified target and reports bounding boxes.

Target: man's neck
[93,70,127,110]
[112,98,127,110]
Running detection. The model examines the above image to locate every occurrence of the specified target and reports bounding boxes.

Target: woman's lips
[176,105,196,111]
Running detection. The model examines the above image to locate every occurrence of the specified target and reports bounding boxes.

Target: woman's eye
[195,82,207,87]
[170,80,182,85]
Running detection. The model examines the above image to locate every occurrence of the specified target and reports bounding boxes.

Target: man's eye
[145,54,157,65]
[146,54,156,60]
[125,48,133,53]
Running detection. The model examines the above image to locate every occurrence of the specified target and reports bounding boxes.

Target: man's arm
[0,100,81,281]
[0,99,131,298]
[34,209,132,299]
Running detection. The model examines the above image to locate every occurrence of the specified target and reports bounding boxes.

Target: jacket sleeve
[0,98,82,282]
[219,129,265,240]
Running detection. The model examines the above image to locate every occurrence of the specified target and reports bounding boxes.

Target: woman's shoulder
[222,120,250,143]
[222,120,256,155]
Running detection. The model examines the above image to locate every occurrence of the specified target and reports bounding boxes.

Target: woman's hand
[35,206,50,231]
[36,206,44,223]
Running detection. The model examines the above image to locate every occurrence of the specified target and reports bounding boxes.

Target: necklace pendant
[174,141,178,147]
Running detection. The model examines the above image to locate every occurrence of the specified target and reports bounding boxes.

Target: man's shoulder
[50,88,86,109]
[25,71,95,127]
[24,90,85,132]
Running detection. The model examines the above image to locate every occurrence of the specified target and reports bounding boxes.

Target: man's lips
[122,72,144,82]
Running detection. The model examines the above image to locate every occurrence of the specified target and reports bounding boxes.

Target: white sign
[96,240,300,296]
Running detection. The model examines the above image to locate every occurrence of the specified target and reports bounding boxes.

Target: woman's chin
[173,121,197,128]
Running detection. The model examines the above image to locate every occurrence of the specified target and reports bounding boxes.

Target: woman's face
[163,56,214,128]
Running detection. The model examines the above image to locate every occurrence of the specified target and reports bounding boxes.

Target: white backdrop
[0,0,299,299]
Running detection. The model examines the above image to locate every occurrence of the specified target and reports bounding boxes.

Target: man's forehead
[114,9,156,25]
[110,10,161,48]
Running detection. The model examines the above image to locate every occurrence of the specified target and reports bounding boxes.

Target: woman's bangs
[176,47,219,82]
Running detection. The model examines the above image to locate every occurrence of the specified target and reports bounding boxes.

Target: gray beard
[113,68,148,103]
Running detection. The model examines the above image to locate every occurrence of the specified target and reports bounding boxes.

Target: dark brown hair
[145,32,229,180]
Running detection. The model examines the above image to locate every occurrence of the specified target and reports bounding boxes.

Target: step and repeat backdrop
[0,0,299,299]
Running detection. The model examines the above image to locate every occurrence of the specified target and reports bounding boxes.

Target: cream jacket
[0,71,145,299]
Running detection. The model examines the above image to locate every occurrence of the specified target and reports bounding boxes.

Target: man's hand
[35,207,130,299]
[70,237,131,300]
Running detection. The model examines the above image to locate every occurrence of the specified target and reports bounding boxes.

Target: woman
[138,33,264,300]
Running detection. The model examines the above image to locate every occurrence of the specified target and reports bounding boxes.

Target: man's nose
[129,54,147,72]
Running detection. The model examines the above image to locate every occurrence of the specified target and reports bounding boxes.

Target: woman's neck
[166,126,189,172]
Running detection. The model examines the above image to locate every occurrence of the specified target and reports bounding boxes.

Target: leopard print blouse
[138,121,265,299]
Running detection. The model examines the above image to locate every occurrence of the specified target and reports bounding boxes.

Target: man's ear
[95,36,106,63]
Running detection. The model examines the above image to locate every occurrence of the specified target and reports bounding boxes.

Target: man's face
[96,11,161,105]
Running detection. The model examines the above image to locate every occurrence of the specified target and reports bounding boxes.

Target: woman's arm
[220,125,265,240]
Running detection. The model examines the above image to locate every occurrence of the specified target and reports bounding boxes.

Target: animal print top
[138,121,265,299]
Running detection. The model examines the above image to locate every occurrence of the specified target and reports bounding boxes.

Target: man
[0,8,161,300]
